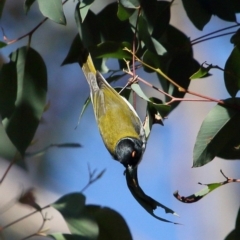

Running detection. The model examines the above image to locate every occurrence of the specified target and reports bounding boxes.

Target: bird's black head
[114,138,144,170]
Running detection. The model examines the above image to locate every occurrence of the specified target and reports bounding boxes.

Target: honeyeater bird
[78,49,146,171]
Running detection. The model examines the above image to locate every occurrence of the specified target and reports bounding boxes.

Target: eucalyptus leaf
[182,0,212,30]
[224,45,240,97]
[117,2,135,21]
[83,205,132,240]
[190,63,213,79]
[75,4,105,72]
[0,0,6,18]
[119,0,140,9]
[0,61,17,119]
[174,182,222,203]
[90,41,132,59]
[224,208,240,240]
[79,0,95,22]
[193,98,240,167]
[2,47,47,155]
[0,41,7,48]
[37,0,66,25]
[131,83,171,117]
[52,193,98,238]
[24,0,36,14]
[49,233,91,240]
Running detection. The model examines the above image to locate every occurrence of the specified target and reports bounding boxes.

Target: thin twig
[0,152,21,185]
[3,0,69,45]
[191,23,240,43]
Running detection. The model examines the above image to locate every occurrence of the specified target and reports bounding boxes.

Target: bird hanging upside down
[78,49,146,171]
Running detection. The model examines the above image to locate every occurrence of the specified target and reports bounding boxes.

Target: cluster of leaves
[0,0,240,238]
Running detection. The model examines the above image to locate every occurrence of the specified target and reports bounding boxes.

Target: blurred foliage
[0,0,239,239]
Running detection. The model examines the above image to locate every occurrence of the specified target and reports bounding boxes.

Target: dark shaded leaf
[62,34,84,66]
[84,205,133,240]
[137,15,166,55]
[90,41,132,59]
[37,0,66,25]
[193,98,240,167]
[0,41,7,48]
[182,0,212,30]
[97,3,133,43]
[52,193,98,238]
[117,2,135,21]
[75,4,105,72]
[225,208,240,240]
[79,0,95,22]
[199,0,237,22]
[142,50,166,73]
[0,61,17,119]
[2,47,47,155]
[49,233,91,240]
[140,0,171,39]
[224,45,240,97]
[0,0,6,18]
[24,0,36,14]
[166,54,200,109]
[126,168,179,224]
[217,129,240,159]
[230,29,240,46]
[119,0,140,9]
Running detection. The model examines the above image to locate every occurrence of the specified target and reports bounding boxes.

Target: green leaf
[217,130,240,159]
[90,41,132,59]
[75,4,105,72]
[140,0,171,39]
[37,0,66,25]
[224,45,240,97]
[79,0,95,22]
[143,97,171,139]
[137,15,167,55]
[190,62,213,79]
[97,3,133,43]
[166,54,200,110]
[76,97,91,128]
[0,61,17,119]
[0,0,6,18]
[131,83,170,115]
[199,0,237,22]
[0,41,7,48]
[193,98,240,167]
[117,2,135,21]
[62,34,84,66]
[230,28,240,46]
[52,193,98,238]
[119,0,140,9]
[24,0,36,14]
[49,233,91,240]
[142,50,165,73]
[126,168,179,224]
[84,205,133,240]
[2,47,47,155]
[182,0,212,30]
[174,182,222,203]
[225,208,240,240]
